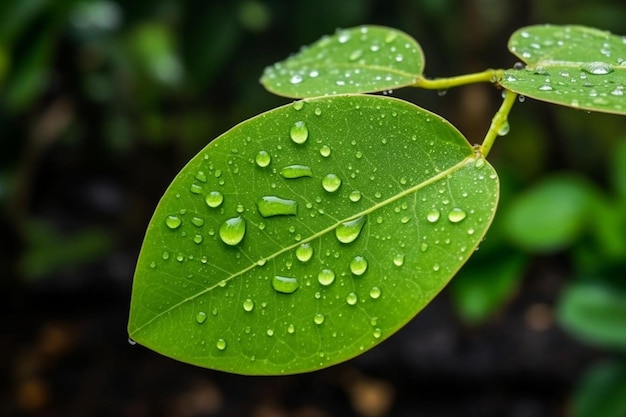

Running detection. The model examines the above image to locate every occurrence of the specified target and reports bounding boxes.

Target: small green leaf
[500,25,626,115]
[128,95,499,375]
[573,360,626,417]
[557,281,626,350]
[260,25,424,98]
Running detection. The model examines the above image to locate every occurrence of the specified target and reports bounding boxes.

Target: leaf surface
[128,95,499,375]
[500,25,626,115]
[260,25,424,98]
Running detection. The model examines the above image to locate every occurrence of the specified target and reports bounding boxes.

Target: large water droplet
[243,298,254,312]
[219,216,246,246]
[448,208,467,223]
[272,275,300,294]
[349,190,362,202]
[426,209,440,223]
[257,196,298,217]
[335,216,366,244]
[314,313,325,325]
[322,174,342,192]
[393,253,405,266]
[280,165,313,179]
[346,292,358,305]
[290,121,309,144]
[165,215,182,229]
[196,311,207,324]
[190,183,203,194]
[318,269,336,286]
[216,338,227,350]
[369,287,381,299]
[350,255,368,276]
[581,61,614,75]
[205,191,224,208]
[296,243,314,262]
[255,151,271,167]
[320,145,331,157]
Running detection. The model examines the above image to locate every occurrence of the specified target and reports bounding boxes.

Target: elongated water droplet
[195,171,207,182]
[335,216,366,244]
[290,121,309,144]
[216,338,227,350]
[255,151,271,167]
[165,215,182,229]
[318,269,335,286]
[219,216,246,246]
[314,313,325,325]
[322,173,342,192]
[448,208,467,223]
[420,242,428,252]
[296,243,313,262]
[346,292,358,305]
[191,217,204,227]
[497,119,510,136]
[290,74,303,84]
[190,183,203,194]
[293,100,304,110]
[196,311,207,324]
[243,298,254,312]
[257,196,298,217]
[350,255,368,276]
[426,209,440,223]
[272,275,300,294]
[280,165,313,179]
[581,61,614,75]
[320,145,331,157]
[205,191,224,208]
[349,190,362,202]
[369,286,381,299]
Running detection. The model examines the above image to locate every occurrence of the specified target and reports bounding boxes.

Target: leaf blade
[128,95,499,374]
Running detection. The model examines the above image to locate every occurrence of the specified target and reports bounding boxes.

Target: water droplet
[393,254,405,266]
[322,173,342,192]
[195,171,207,182]
[384,32,397,43]
[296,243,314,262]
[149,261,156,269]
[349,190,362,202]
[290,74,303,84]
[314,107,322,116]
[426,209,440,223]
[448,208,467,223]
[350,256,368,276]
[128,337,137,346]
[219,216,246,246]
[266,329,274,336]
[257,196,298,217]
[538,84,553,91]
[287,324,295,334]
[272,275,300,294]
[497,119,510,136]
[318,269,336,286]
[205,191,224,208]
[196,311,207,324]
[190,183,203,194]
[335,216,366,244]
[320,145,331,157]
[162,251,170,260]
[243,298,254,312]
[433,263,440,272]
[314,313,325,325]
[255,151,271,167]
[280,165,313,179]
[420,242,428,252]
[191,217,204,227]
[193,234,203,244]
[580,61,614,75]
[165,215,182,229]
[216,338,227,350]
[292,100,304,110]
[346,292,358,305]
[369,287,381,299]
[290,121,309,144]
[349,49,363,61]
[373,328,382,338]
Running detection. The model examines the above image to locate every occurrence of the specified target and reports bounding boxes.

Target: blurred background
[2,0,626,416]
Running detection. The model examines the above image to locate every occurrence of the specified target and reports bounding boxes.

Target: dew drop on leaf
[346,292,358,305]
[191,217,204,227]
[349,190,362,202]
[257,196,298,217]
[497,119,510,136]
[580,61,614,75]
[216,338,227,350]
[290,121,309,144]
[350,255,368,276]
[280,164,313,179]
[196,311,207,324]
[255,151,271,167]
[319,145,331,157]
[335,216,366,243]
[373,328,382,338]
[322,173,342,192]
[318,269,336,286]
[369,287,381,299]
[448,208,467,223]
[295,243,314,262]
[193,234,203,244]
[190,184,204,194]
[165,215,182,229]
[219,216,246,246]
[195,171,207,182]
[290,74,303,85]
[205,191,224,208]
[243,298,254,312]
[292,100,304,110]
[393,253,405,266]
[161,251,170,260]
[314,313,325,325]
[287,324,295,334]
[426,209,440,223]
[272,275,300,294]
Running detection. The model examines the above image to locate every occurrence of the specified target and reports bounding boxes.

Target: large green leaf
[260,25,424,98]
[500,25,626,115]
[128,95,499,375]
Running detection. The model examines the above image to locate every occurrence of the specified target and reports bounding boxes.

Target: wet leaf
[128,95,499,375]
[260,25,424,98]
[500,25,626,115]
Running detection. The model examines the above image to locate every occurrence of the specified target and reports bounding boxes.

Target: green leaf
[260,25,424,98]
[557,281,626,350]
[573,360,626,417]
[500,25,626,115]
[128,94,499,375]
[503,175,593,252]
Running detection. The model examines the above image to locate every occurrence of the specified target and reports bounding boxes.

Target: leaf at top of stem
[128,95,499,375]
[260,25,424,98]
[500,24,626,115]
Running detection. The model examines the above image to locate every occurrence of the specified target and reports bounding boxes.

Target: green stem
[414,69,504,90]
[479,89,518,158]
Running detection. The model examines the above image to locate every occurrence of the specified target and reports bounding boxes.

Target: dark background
[2,1,626,416]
